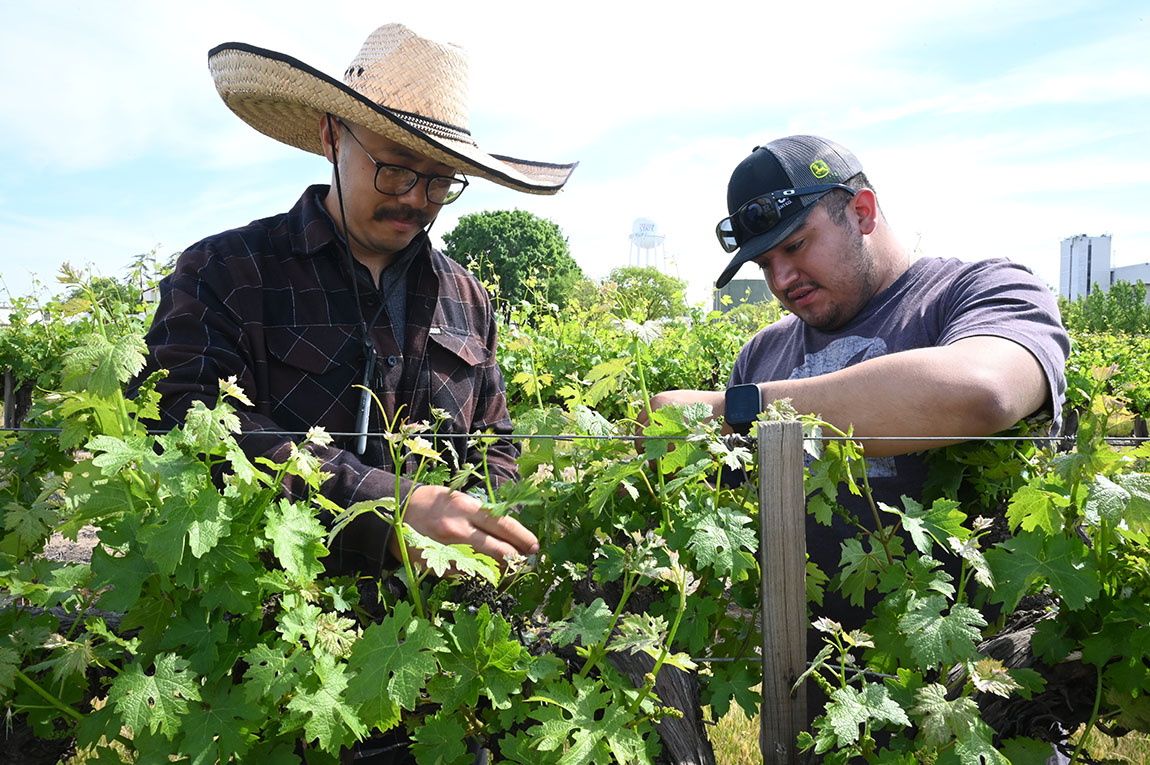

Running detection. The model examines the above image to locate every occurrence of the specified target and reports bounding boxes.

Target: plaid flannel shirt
[138,185,519,574]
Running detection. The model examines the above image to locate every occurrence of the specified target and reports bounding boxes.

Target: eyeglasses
[715,184,856,253]
[340,122,469,205]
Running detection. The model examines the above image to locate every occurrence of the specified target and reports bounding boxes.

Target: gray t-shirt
[730,256,1069,583]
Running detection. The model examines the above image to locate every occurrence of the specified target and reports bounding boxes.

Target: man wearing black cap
[654,134,1067,459]
[647,135,1070,744]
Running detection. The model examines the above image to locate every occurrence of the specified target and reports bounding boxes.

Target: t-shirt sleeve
[936,259,1070,431]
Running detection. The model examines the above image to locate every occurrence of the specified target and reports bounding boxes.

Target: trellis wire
[0,426,1137,444]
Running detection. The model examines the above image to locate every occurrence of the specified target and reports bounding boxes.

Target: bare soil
[41,525,99,564]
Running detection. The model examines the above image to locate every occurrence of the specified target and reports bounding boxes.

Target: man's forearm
[650,336,1048,458]
[753,337,1047,456]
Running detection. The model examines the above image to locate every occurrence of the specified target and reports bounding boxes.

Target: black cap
[715,135,863,288]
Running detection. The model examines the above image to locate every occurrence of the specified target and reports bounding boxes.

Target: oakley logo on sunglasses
[714,183,857,253]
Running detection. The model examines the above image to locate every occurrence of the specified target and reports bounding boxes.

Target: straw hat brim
[208,42,578,195]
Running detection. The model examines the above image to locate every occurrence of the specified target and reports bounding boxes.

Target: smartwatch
[724,383,763,431]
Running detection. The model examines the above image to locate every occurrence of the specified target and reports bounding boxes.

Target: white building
[1059,234,1150,300]
[1060,234,1111,299]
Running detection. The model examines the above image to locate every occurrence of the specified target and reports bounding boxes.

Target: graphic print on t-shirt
[789,335,897,477]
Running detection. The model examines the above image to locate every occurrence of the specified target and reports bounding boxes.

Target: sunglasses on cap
[715,184,857,253]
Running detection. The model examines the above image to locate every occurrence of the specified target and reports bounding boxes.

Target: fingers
[398,484,537,571]
[469,510,538,557]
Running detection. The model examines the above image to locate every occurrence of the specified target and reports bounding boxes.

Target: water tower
[628,217,667,269]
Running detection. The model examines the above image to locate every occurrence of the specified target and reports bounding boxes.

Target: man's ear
[852,188,879,235]
[319,114,337,164]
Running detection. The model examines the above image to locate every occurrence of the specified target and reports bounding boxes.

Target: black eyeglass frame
[715,183,857,253]
[339,121,469,205]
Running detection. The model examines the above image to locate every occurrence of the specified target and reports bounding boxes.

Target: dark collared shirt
[139,185,518,574]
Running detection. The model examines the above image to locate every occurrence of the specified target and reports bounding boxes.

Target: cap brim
[715,207,813,288]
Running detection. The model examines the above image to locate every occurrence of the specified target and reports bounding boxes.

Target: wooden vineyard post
[758,420,807,764]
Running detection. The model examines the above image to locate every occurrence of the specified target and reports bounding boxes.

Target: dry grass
[708,704,762,764]
[1069,725,1150,762]
[707,704,1150,764]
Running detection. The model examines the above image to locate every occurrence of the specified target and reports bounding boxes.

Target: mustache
[784,281,820,302]
[373,205,430,228]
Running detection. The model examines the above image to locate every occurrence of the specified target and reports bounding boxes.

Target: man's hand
[392,484,539,570]
[639,389,725,427]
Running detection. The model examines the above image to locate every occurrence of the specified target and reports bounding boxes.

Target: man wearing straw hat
[138,24,575,588]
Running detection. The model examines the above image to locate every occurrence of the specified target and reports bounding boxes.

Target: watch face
[726,384,762,426]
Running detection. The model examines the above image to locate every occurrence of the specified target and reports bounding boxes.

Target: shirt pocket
[264,325,361,429]
[266,325,360,374]
[425,327,491,423]
[427,326,490,367]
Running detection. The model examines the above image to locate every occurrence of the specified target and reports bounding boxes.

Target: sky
[2,1,1147,307]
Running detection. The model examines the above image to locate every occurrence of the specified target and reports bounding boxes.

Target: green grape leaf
[900,596,985,668]
[1113,473,1150,534]
[410,710,470,765]
[3,499,56,550]
[529,675,645,765]
[87,433,154,474]
[285,654,368,753]
[586,459,645,516]
[242,644,311,704]
[265,499,327,584]
[593,545,626,583]
[137,488,231,575]
[277,600,323,648]
[178,682,261,765]
[402,526,500,584]
[1005,484,1067,535]
[1085,474,1130,525]
[224,440,265,488]
[985,532,1100,611]
[998,736,1062,763]
[839,537,884,607]
[110,653,202,740]
[38,633,97,689]
[0,646,18,695]
[912,683,979,748]
[703,659,762,720]
[181,399,241,453]
[91,544,153,613]
[62,332,147,396]
[688,505,757,581]
[944,717,1010,765]
[553,598,613,649]
[347,602,445,726]
[884,496,967,555]
[609,612,665,656]
[527,653,567,685]
[583,357,627,407]
[822,683,909,747]
[431,604,526,711]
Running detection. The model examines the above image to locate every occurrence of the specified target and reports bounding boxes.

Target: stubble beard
[800,234,878,332]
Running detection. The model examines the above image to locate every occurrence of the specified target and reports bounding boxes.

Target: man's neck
[869,224,914,295]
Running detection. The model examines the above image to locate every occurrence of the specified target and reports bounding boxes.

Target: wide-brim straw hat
[208,23,577,194]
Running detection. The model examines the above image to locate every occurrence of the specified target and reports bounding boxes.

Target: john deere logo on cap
[810,160,831,179]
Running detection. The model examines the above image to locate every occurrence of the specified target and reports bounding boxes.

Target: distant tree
[605,266,688,321]
[64,274,142,313]
[442,210,583,308]
[1060,280,1150,334]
